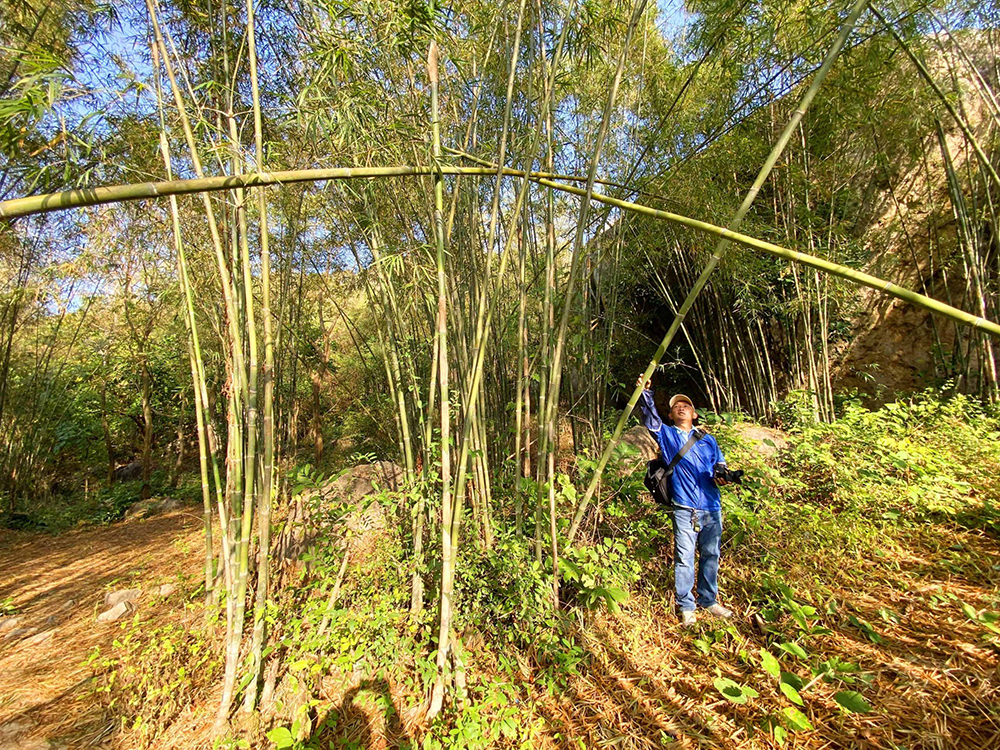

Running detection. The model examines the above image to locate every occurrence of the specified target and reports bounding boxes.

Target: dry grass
[0,511,204,748]
[1,501,999,750]
[506,522,1000,750]
[237,518,1000,750]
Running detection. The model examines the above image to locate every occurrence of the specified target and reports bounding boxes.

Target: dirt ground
[0,512,204,750]
[1,507,999,750]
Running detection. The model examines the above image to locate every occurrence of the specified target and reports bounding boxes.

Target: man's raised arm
[636,375,663,433]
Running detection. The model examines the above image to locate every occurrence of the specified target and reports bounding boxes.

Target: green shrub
[90,617,221,748]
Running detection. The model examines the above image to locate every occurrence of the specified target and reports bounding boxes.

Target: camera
[714,464,744,485]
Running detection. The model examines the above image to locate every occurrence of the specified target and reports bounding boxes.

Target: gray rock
[737,425,788,457]
[369,460,406,492]
[22,630,53,648]
[112,460,144,482]
[2,627,35,641]
[272,461,403,572]
[326,474,375,505]
[97,600,135,623]
[0,719,33,739]
[0,616,20,634]
[160,497,183,511]
[104,588,142,608]
[620,426,659,462]
[0,720,56,750]
[157,583,177,597]
[3,738,51,750]
[125,496,186,520]
[124,499,158,520]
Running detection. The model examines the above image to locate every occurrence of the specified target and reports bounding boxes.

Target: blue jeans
[671,508,722,612]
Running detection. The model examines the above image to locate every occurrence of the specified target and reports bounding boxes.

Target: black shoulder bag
[644,429,704,505]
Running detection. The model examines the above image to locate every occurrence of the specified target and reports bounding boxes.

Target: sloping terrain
[0,513,204,749]
[517,526,1000,749]
[1,426,999,749]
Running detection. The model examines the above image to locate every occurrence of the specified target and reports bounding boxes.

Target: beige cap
[669,394,694,409]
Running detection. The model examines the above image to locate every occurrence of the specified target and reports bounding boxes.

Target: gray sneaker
[680,610,698,627]
[704,603,733,619]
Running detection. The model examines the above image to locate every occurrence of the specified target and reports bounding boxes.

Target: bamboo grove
[1,0,999,728]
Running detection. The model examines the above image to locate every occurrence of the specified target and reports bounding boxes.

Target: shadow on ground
[306,678,410,749]
[522,515,1000,749]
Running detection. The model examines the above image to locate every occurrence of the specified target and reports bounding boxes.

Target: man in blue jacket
[637,376,733,626]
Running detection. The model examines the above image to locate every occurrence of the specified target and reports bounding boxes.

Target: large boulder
[325,460,404,504]
[124,498,159,520]
[736,425,788,458]
[112,461,144,482]
[613,426,659,477]
[125,496,184,521]
[272,462,404,576]
[620,426,659,462]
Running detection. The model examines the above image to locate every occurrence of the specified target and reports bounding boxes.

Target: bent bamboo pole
[3,163,998,338]
[0,166,508,220]
[539,175,1000,337]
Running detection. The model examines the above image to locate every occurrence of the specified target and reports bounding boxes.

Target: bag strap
[665,429,704,471]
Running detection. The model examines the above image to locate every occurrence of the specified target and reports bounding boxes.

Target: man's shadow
[307,678,408,749]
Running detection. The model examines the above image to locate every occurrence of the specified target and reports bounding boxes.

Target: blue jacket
[638,389,725,511]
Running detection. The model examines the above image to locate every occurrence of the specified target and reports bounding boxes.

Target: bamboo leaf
[780,682,804,706]
[780,672,805,690]
[714,677,759,704]
[834,691,872,714]
[777,642,808,659]
[781,706,814,731]
[760,648,781,679]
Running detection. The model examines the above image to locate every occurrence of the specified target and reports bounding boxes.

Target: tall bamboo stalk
[427,40,455,720]
[147,0,257,726]
[936,121,999,400]
[150,31,225,604]
[536,0,649,593]
[514,212,527,537]
[244,0,276,711]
